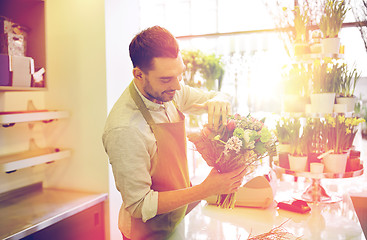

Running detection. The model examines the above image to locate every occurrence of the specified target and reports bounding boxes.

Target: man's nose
[172,76,181,90]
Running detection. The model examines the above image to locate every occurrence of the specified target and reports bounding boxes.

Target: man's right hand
[200,166,247,197]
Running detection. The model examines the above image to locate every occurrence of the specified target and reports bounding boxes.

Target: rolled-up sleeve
[103,126,158,222]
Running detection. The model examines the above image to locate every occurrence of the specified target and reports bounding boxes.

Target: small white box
[10,55,34,87]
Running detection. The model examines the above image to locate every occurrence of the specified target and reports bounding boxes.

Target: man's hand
[193,100,231,130]
[200,166,247,196]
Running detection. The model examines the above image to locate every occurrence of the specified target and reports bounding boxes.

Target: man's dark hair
[129,26,180,72]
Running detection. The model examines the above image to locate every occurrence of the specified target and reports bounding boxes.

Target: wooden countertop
[0,184,107,240]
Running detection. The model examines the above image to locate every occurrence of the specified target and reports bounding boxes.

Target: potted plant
[200,53,225,91]
[288,118,308,172]
[181,49,205,88]
[275,116,292,168]
[181,50,225,91]
[321,115,365,173]
[319,0,348,54]
[293,5,310,56]
[336,64,361,112]
[310,58,342,113]
[281,64,310,112]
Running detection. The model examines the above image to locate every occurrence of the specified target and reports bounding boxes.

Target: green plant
[282,64,310,97]
[303,117,324,154]
[181,50,205,88]
[275,117,292,144]
[311,58,343,93]
[339,64,361,97]
[201,53,225,91]
[181,50,225,91]
[288,118,308,156]
[319,0,348,38]
[323,115,365,153]
[293,5,310,43]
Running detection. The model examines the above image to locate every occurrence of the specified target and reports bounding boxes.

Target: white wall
[45,0,108,193]
[105,0,140,239]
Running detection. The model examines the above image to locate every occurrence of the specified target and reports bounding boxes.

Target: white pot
[310,93,335,114]
[336,96,356,113]
[310,162,324,173]
[323,153,348,173]
[288,154,308,172]
[333,103,347,113]
[322,37,341,55]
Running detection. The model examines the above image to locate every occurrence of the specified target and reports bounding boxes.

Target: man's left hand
[193,100,231,130]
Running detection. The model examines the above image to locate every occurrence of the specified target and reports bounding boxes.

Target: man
[103,26,246,240]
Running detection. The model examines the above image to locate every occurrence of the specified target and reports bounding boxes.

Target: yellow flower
[338,115,345,124]
[326,115,335,127]
[345,118,352,126]
[346,128,351,134]
[214,135,221,141]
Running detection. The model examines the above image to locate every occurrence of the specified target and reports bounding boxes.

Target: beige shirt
[102,81,230,236]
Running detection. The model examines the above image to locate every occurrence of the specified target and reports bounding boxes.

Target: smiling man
[103,26,246,240]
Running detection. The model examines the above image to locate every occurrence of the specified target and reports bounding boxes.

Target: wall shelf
[0,110,69,127]
[0,86,47,92]
[0,148,71,173]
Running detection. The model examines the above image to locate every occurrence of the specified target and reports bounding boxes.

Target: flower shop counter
[0,183,108,240]
[170,180,366,240]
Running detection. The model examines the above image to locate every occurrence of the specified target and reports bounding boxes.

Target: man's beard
[143,76,175,103]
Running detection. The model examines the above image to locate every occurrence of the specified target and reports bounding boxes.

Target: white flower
[224,136,242,154]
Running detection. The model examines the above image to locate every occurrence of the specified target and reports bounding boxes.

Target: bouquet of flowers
[188,114,277,208]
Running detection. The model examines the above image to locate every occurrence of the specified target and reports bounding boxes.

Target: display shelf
[0,86,47,92]
[293,53,344,64]
[272,162,364,203]
[0,110,69,127]
[0,148,71,173]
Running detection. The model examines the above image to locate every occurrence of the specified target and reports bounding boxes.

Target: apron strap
[129,81,157,133]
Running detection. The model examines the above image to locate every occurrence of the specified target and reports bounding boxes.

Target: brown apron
[129,82,190,240]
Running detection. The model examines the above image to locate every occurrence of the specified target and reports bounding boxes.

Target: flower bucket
[323,152,348,173]
[336,96,356,113]
[310,93,335,114]
[322,37,340,55]
[277,144,291,169]
[288,154,308,172]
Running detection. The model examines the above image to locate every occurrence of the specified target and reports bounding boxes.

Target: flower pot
[310,93,335,114]
[336,96,356,113]
[333,103,347,113]
[282,95,307,112]
[277,144,290,169]
[323,152,348,173]
[288,154,308,172]
[294,43,310,56]
[322,37,340,55]
[310,162,324,173]
[308,152,321,171]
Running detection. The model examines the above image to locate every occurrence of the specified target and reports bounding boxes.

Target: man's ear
[133,67,144,81]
